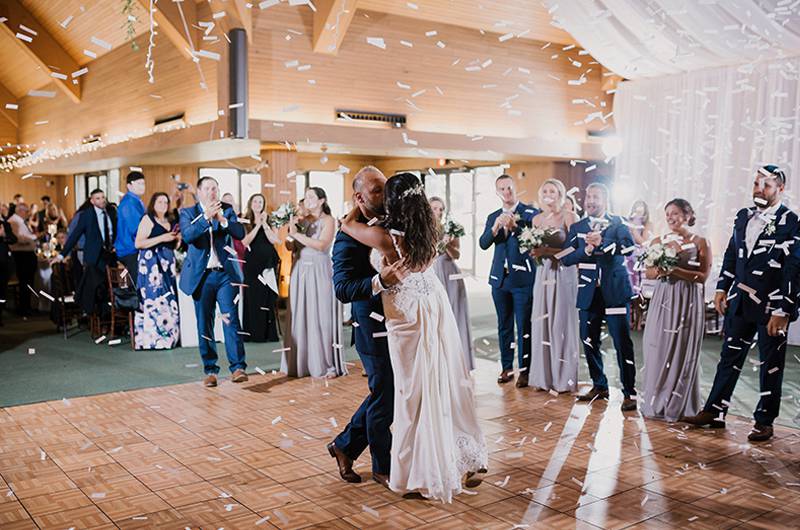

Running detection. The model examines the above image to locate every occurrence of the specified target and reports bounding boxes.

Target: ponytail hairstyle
[665,198,696,227]
[383,172,439,269]
[307,186,332,216]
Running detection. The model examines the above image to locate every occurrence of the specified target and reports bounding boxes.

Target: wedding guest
[0,215,17,326]
[8,203,39,318]
[528,179,581,393]
[55,190,117,319]
[41,203,68,239]
[178,177,248,387]
[429,196,474,370]
[640,199,710,421]
[34,195,51,235]
[281,187,344,378]
[116,171,146,286]
[8,194,22,218]
[561,182,638,411]
[133,193,181,350]
[241,193,281,342]
[479,175,538,386]
[682,166,800,441]
[626,199,653,330]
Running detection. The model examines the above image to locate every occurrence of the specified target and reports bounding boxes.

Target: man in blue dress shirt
[115,171,146,286]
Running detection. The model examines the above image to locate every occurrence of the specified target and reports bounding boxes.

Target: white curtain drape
[545,0,800,78]
[613,55,800,280]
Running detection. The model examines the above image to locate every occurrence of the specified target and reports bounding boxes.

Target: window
[74,169,119,209]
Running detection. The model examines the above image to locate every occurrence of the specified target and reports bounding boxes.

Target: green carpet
[1,290,799,429]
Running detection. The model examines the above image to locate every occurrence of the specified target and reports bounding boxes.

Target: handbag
[113,286,139,311]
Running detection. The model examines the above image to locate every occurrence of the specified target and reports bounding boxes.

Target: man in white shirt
[8,203,38,318]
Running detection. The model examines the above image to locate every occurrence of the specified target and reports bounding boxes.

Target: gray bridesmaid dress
[530,228,580,392]
[432,247,475,370]
[641,242,703,421]
[281,219,345,378]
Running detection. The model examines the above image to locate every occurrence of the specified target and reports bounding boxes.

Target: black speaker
[229,28,248,139]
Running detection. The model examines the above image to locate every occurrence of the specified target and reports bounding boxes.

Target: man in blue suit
[56,189,117,316]
[682,166,800,441]
[328,166,406,489]
[561,182,637,411]
[179,176,247,388]
[479,174,538,387]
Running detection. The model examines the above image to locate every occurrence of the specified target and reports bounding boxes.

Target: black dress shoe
[497,370,514,384]
[465,467,488,488]
[748,423,774,442]
[515,374,529,388]
[372,472,390,489]
[621,397,637,411]
[327,442,361,483]
[576,386,609,402]
[679,411,725,429]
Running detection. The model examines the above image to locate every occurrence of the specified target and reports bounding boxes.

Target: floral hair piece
[400,183,425,199]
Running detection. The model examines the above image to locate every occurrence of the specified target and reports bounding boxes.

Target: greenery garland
[122,0,140,51]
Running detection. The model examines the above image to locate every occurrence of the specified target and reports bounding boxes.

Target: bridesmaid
[133,192,181,350]
[528,179,580,392]
[641,198,710,422]
[429,196,475,371]
[281,187,345,378]
[626,199,653,330]
[241,193,281,342]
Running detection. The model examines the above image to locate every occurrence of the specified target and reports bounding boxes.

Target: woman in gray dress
[528,179,580,392]
[281,187,345,378]
[429,197,475,370]
[641,199,710,421]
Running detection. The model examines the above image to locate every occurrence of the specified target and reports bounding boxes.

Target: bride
[341,172,487,503]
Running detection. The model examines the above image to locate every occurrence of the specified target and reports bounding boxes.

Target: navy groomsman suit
[561,214,638,398]
[479,202,539,377]
[702,203,800,427]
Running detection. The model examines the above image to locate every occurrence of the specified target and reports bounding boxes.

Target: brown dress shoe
[327,442,361,483]
[497,370,514,384]
[679,410,725,428]
[576,386,609,402]
[621,397,637,412]
[204,374,218,387]
[231,369,249,383]
[372,472,390,489]
[747,423,773,442]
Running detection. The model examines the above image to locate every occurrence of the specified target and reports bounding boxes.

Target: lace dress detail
[372,233,488,503]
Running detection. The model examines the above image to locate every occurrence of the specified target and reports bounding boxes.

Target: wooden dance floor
[1,362,799,529]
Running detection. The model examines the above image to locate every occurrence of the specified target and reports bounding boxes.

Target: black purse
[113,286,139,311]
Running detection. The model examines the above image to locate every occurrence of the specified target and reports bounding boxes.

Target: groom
[682,166,800,441]
[560,182,638,411]
[328,166,407,488]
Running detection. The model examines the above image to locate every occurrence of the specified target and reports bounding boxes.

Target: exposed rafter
[207,0,253,43]
[313,0,358,55]
[0,0,81,103]
[0,80,18,128]
[136,0,198,60]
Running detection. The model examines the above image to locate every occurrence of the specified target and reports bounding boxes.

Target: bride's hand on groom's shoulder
[380,258,409,288]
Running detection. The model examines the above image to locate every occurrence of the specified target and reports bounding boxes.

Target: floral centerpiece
[639,243,679,274]
[269,202,297,228]
[518,226,560,264]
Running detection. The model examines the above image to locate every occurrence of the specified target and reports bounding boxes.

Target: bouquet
[269,202,297,228]
[639,243,679,274]
[437,216,465,253]
[518,226,560,263]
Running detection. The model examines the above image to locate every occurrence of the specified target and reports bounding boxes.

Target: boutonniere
[764,220,777,236]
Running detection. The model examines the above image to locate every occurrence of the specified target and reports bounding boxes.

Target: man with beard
[682,165,800,441]
[326,166,407,488]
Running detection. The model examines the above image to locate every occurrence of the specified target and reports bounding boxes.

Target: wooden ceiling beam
[0,0,81,103]
[206,0,253,43]
[136,0,198,60]
[313,0,359,55]
[0,80,18,128]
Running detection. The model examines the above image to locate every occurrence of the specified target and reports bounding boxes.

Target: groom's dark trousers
[331,230,393,475]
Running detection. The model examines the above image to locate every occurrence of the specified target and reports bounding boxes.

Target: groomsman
[479,175,538,387]
[561,182,638,411]
[682,166,800,441]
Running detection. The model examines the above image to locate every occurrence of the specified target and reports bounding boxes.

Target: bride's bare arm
[341,207,395,255]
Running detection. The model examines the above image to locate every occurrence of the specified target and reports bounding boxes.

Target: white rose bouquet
[640,243,679,273]
[269,202,297,228]
[518,226,560,263]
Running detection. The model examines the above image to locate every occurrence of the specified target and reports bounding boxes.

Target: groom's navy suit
[331,225,392,475]
[705,204,800,426]
[479,202,538,372]
[561,214,637,397]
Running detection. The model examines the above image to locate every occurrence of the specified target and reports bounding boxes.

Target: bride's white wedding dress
[371,244,487,503]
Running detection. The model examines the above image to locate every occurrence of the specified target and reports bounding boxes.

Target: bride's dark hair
[383,172,440,269]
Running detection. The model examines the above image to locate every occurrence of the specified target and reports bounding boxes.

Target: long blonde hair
[537,178,567,211]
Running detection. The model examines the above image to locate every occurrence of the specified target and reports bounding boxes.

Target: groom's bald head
[353,166,386,217]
